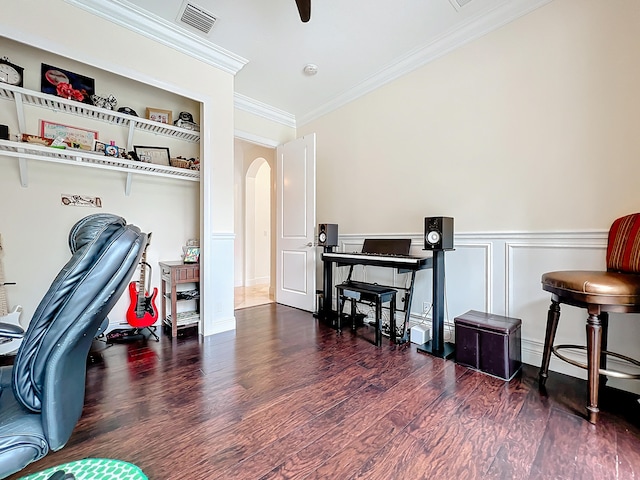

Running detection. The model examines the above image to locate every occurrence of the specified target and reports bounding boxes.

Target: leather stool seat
[542,271,640,305]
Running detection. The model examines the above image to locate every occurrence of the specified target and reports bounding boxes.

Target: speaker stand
[313,246,337,323]
[417,250,455,359]
[417,340,455,359]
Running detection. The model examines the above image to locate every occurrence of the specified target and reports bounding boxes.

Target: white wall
[1,0,237,335]
[0,161,198,329]
[300,0,640,391]
[299,0,640,234]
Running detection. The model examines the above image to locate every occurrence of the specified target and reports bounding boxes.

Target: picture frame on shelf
[40,63,95,104]
[94,140,107,154]
[146,107,172,125]
[133,145,171,166]
[40,120,98,150]
[21,133,53,146]
[183,246,200,264]
[104,144,119,157]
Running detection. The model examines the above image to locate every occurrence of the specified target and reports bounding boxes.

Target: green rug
[19,458,147,480]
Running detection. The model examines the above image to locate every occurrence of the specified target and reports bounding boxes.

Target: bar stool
[539,213,640,424]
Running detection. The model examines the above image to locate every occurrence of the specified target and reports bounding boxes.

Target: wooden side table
[159,261,200,337]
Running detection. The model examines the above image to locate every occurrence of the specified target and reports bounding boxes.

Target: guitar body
[126,280,159,328]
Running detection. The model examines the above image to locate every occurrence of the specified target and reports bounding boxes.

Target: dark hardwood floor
[8,303,640,479]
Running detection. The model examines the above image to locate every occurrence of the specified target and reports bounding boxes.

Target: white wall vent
[178,2,217,34]
[449,0,474,11]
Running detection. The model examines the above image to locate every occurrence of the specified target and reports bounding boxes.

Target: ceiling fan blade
[295,0,311,22]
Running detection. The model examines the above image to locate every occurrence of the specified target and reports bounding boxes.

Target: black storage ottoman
[454,310,522,381]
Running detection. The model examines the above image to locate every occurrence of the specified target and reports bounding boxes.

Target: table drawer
[160,263,199,283]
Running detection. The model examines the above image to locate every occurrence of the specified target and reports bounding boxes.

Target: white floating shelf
[0,84,200,143]
[0,139,199,195]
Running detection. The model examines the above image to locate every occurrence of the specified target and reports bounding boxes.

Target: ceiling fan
[295,0,311,22]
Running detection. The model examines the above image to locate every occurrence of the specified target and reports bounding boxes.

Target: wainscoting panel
[325,230,640,393]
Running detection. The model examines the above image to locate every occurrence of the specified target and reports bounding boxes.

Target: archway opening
[239,157,273,308]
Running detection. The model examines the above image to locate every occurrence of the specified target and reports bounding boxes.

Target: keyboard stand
[320,248,431,344]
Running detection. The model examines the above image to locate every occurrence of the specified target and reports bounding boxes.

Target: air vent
[449,0,474,10]
[178,2,217,34]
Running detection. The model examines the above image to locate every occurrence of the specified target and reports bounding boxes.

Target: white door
[275,134,316,311]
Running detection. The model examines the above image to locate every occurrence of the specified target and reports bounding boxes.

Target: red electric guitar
[126,233,159,331]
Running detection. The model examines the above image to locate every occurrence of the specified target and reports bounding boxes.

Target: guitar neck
[136,235,151,312]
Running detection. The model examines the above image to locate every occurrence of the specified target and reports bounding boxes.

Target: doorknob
[304,242,313,247]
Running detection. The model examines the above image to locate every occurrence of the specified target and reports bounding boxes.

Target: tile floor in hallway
[234,283,273,310]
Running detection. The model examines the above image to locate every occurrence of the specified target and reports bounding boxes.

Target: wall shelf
[0,84,200,143]
[0,139,199,195]
[0,84,200,194]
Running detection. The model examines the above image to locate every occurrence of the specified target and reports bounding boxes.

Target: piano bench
[336,281,398,346]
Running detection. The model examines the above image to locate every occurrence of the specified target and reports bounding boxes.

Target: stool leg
[390,296,396,344]
[599,312,609,388]
[337,290,343,334]
[350,299,356,331]
[539,300,561,387]
[375,300,381,347]
[586,310,602,424]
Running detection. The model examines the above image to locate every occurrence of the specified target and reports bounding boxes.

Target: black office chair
[0,213,147,478]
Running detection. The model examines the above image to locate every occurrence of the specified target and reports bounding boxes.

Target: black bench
[336,281,397,346]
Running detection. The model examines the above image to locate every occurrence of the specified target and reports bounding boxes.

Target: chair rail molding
[324,229,640,394]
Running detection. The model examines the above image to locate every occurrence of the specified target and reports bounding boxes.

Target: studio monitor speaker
[424,217,454,250]
[318,223,338,247]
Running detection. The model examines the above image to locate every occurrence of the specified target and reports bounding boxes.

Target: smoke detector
[303,64,319,76]
[177,1,218,35]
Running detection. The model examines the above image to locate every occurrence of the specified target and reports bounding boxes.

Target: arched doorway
[238,157,273,308]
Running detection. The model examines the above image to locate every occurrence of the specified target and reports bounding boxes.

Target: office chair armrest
[0,322,24,339]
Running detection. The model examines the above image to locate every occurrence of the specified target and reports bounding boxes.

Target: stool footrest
[552,344,640,379]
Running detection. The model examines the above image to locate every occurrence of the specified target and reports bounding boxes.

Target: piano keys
[322,251,432,271]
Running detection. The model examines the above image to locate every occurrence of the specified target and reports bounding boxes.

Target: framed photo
[183,246,200,264]
[61,194,102,208]
[40,120,98,150]
[146,107,173,125]
[94,140,106,154]
[41,63,95,104]
[133,146,171,166]
[104,144,119,157]
[21,133,53,146]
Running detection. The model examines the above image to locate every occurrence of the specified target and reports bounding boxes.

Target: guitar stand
[135,325,159,342]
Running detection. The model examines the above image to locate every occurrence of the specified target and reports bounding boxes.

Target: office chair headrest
[68,213,127,254]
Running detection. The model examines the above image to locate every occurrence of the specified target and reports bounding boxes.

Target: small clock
[0,58,24,87]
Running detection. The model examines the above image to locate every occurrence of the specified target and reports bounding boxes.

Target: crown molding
[297,0,553,126]
[234,130,280,149]
[65,0,552,129]
[65,0,248,75]
[234,93,297,129]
